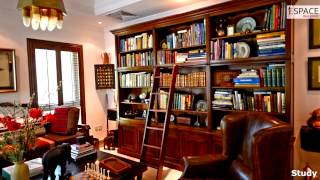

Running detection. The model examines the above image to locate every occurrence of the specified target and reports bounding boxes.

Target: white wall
[0,0,114,140]
[293,0,320,174]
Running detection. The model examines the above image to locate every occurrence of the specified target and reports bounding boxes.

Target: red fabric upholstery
[50,108,69,134]
[48,107,79,135]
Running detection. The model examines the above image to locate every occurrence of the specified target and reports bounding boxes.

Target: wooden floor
[100,148,182,180]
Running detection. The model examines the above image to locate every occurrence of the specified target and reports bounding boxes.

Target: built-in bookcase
[112,0,293,170]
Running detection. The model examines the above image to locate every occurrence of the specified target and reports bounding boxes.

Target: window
[27,39,86,124]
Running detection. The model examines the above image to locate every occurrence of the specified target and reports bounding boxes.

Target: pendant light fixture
[17,0,67,31]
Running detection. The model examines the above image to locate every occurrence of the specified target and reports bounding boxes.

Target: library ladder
[140,65,178,180]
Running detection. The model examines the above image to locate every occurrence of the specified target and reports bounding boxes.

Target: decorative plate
[236,17,256,33]
[196,100,207,112]
[237,42,250,58]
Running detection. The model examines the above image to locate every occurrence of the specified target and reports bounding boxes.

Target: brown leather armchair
[180,113,293,180]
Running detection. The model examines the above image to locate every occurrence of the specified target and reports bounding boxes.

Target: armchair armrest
[180,154,231,179]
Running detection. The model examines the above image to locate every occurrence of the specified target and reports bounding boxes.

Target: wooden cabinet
[118,120,222,170]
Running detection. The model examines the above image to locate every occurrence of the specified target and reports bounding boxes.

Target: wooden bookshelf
[211,29,285,40]
[119,48,153,54]
[111,0,293,170]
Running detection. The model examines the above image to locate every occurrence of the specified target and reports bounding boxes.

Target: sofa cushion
[49,107,79,135]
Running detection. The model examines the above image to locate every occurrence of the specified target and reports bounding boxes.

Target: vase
[12,161,30,180]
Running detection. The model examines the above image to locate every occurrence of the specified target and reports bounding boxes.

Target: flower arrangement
[0,96,46,163]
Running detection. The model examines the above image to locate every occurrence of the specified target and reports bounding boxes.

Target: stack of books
[173,93,194,110]
[165,21,206,49]
[119,51,153,67]
[186,49,207,61]
[212,89,233,109]
[120,72,152,87]
[233,69,260,88]
[261,64,285,87]
[71,142,96,161]
[263,2,287,31]
[256,32,286,56]
[120,32,153,52]
[2,158,43,180]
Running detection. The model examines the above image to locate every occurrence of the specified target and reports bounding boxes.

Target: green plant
[0,95,43,163]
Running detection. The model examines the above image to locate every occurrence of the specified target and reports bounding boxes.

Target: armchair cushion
[182,154,231,179]
[49,107,79,135]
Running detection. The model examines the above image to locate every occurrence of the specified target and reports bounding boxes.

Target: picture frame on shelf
[309,19,320,49]
[0,48,16,93]
[308,57,320,90]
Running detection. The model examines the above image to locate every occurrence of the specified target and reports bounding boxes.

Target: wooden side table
[104,108,118,150]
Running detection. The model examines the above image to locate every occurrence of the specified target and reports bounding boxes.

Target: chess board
[94,64,115,89]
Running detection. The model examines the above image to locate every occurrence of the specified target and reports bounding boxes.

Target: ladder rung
[143,144,161,150]
[153,76,161,78]
[146,126,164,131]
[149,109,167,113]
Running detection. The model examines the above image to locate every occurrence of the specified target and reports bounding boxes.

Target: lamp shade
[17,0,67,15]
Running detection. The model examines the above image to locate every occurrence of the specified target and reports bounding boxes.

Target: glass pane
[35,49,58,107]
[61,51,80,106]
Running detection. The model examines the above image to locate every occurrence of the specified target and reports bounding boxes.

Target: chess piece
[107,170,111,180]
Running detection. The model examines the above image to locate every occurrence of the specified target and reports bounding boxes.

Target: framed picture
[0,49,16,93]
[308,57,320,90]
[309,19,320,49]
[94,64,115,89]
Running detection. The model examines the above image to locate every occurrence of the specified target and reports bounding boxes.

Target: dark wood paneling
[180,132,213,157]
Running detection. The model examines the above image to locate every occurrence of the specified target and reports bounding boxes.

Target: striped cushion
[49,107,79,135]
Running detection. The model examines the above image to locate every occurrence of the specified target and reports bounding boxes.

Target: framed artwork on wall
[94,64,115,89]
[308,57,320,90]
[309,19,320,49]
[0,49,16,93]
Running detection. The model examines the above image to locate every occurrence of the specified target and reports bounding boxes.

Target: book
[2,158,43,180]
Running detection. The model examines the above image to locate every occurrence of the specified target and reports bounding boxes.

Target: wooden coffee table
[23,151,147,180]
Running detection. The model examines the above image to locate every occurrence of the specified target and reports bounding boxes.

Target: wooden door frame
[27,38,86,124]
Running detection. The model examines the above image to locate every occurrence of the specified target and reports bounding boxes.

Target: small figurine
[42,143,71,180]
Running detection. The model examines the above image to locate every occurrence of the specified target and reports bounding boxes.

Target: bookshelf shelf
[211,86,285,91]
[120,101,149,106]
[117,66,153,72]
[119,48,153,54]
[156,60,208,67]
[163,44,206,51]
[211,29,285,40]
[212,108,286,116]
[172,109,208,115]
[210,55,289,66]
[160,86,207,89]
[119,86,151,89]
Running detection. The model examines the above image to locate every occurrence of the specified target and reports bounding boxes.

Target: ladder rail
[139,65,178,180]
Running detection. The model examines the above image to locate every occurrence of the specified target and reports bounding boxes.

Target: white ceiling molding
[95,0,142,16]
[107,0,230,30]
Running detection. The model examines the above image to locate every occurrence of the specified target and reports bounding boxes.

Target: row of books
[71,142,96,161]
[120,72,152,87]
[261,64,285,87]
[212,89,285,113]
[263,2,286,31]
[210,40,250,60]
[158,91,195,110]
[119,52,153,67]
[157,50,206,65]
[257,32,286,56]
[120,33,153,52]
[233,69,260,88]
[160,72,206,87]
[165,21,206,49]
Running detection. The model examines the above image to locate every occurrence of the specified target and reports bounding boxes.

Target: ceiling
[94,0,212,20]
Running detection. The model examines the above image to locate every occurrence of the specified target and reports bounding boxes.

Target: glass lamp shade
[31,6,40,30]
[22,8,30,27]
[40,16,48,31]
[56,19,63,30]
[48,9,57,31]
